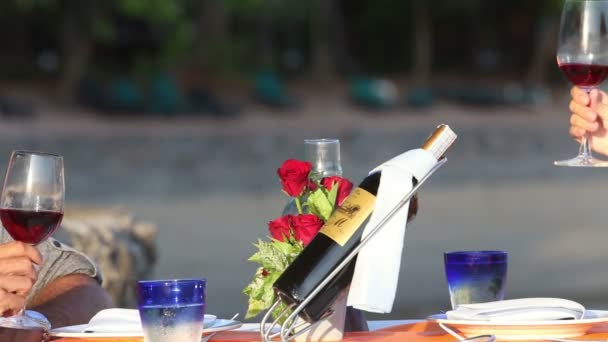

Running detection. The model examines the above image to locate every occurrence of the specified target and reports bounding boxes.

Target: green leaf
[306,188,334,221]
[92,18,116,42]
[243,235,306,319]
[247,239,303,273]
[243,263,284,319]
[245,296,269,319]
[327,182,339,208]
[272,238,301,256]
[271,301,292,324]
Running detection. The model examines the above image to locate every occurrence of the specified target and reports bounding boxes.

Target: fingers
[0,257,37,281]
[0,243,39,316]
[588,89,608,123]
[570,126,586,141]
[570,112,599,132]
[570,99,597,122]
[569,89,606,136]
[0,242,42,265]
[571,86,590,106]
[0,275,34,297]
[0,289,26,317]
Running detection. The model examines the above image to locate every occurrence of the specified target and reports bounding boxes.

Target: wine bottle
[272,124,456,323]
[290,139,369,332]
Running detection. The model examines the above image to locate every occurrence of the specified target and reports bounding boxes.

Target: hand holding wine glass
[0,151,64,329]
[569,86,608,156]
[556,0,608,166]
[0,241,42,316]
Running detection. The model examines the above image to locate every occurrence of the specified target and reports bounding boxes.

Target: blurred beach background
[1,0,607,322]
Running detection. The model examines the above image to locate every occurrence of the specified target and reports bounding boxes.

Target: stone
[54,207,157,308]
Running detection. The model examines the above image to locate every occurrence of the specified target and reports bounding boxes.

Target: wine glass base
[554,155,608,167]
[0,311,49,330]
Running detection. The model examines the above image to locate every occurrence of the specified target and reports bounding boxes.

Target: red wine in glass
[0,151,64,329]
[558,63,608,88]
[0,209,63,245]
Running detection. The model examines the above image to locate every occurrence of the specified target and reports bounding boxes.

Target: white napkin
[84,309,142,333]
[347,148,438,313]
[83,308,217,333]
[445,298,586,321]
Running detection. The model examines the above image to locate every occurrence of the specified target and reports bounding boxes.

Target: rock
[54,208,157,307]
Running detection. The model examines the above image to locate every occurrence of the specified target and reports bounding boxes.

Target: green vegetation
[0,0,564,98]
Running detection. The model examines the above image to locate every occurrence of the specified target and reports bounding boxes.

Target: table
[50,319,608,341]
[50,321,441,342]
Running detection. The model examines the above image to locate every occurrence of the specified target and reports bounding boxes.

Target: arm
[28,274,112,328]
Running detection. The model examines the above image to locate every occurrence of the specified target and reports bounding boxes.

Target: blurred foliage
[225,0,311,23]
[542,0,565,15]
[0,0,567,82]
[345,0,413,73]
[9,0,194,74]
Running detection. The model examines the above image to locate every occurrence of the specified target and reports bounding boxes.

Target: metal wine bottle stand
[260,158,448,342]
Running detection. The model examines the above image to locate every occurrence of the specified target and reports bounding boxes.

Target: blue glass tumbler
[136,279,206,342]
[444,251,508,309]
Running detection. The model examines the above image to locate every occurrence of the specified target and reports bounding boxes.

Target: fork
[201,313,240,342]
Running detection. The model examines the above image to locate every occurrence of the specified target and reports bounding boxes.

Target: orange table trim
[51,322,450,342]
[51,320,608,342]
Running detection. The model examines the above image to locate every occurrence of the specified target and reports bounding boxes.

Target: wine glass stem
[579,134,593,157]
[579,87,595,159]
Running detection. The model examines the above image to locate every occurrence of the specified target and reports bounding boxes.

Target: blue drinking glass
[136,279,206,342]
[444,251,508,309]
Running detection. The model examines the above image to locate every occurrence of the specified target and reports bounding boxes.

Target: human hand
[0,241,42,317]
[569,86,608,156]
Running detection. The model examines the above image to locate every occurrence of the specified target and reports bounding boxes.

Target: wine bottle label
[319,188,376,246]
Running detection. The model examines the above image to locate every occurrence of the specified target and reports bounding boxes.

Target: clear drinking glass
[304,139,342,180]
[0,151,64,329]
[555,0,608,167]
[137,279,206,342]
[444,251,508,309]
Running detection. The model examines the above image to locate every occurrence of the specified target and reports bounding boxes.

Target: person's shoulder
[44,238,80,253]
[37,238,102,284]
[38,238,96,268]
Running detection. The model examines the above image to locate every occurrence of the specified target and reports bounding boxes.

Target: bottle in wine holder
[260,124,456,342]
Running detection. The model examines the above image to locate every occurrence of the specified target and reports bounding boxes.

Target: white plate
[204,314,218,328]
[50,316,241,339]
[429,309,608,341]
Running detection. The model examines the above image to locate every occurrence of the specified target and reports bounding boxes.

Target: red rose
[268,215,292,241]
[291,214,324,246]
[322,176,353,206]
[277,159,312,197]
[308,180,318,191]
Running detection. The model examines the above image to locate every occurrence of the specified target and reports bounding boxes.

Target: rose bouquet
[243,159,353,319]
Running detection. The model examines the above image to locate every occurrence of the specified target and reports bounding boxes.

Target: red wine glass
[0,151,64,329]
[556,0,608,167]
